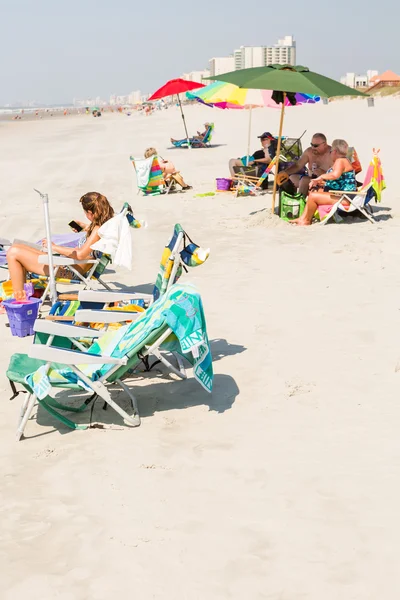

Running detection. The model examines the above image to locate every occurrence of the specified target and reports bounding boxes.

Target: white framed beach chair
[7,284,213,440]
[320,185,376,225]
[320,150,385,225]
[31,203,139,305]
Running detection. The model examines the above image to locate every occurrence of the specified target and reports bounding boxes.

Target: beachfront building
[234,36,296,70]
[367,70,400,92]
[340,70,378,89]
[209,56,235,77]
[128,90,142,104]
[181,70,210,84]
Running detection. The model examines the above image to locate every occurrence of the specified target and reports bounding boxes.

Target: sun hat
[258,131,275,140]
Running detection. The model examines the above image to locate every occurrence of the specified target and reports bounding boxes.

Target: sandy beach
[0,99,399,599]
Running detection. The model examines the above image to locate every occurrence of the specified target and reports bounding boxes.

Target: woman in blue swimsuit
[7,192,114,299]
[292,139,356,226]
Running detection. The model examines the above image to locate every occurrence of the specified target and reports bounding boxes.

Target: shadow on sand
[28,337,245,439]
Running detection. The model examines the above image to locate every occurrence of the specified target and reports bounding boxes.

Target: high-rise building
[234,36,296,70]
[128,90,142,104]
[181,70,210,83]
[209,56,235,77]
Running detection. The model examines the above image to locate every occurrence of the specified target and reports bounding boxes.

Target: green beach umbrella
[207,64,368,211]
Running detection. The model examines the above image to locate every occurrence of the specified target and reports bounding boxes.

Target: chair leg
[116,379,141,427]
[97,277,112,291]
[151,349,187,380]
[91,381,141,427]
[355,206,376,224]
[175,353,187,378]
[16,393,37,441]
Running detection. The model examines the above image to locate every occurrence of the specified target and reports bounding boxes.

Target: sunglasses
[310,142,324,148]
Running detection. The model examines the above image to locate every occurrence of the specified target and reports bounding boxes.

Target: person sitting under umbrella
[276,133,332,196]
[292,139,356,226]
[171,122,211,145]
[229,132,277,178]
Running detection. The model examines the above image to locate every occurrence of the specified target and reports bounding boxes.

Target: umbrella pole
[272,93,286,213]
[178,95,191,149]
[246,106,253,166]
[34,188,57,304]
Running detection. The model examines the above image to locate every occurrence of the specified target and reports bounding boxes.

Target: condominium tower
[210,36,296,77]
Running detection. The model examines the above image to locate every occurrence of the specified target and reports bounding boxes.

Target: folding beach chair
[65,223,210,322]
[319,185,376,225]
[131,155,169,195]
[7,284,213,440]
[232,156,278,196]
[171,123,214,148]
[1,204,140,306]
[319,151,385,225]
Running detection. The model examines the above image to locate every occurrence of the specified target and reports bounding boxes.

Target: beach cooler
[279,191,306,221]
[3,298,41,337]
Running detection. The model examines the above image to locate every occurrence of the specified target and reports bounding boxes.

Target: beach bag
[279,191,306,221]
[180,232,210,268]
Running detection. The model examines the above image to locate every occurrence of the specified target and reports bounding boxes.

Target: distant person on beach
[144,148,192,190]
[170,122,211,146]
[291,139,356,226]
[228,131,277,178]
[276,133,332,196]
[7,192,114,300]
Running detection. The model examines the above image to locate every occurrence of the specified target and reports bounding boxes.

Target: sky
[1,0,398,105]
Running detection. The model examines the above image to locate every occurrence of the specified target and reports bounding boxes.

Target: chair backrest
[91,203,141,279]
[92,252,112,279]
[280,137,303,162]
[152,224,210,301]
[130,155,165,194]
[153,224,185,301]
[347,147,362,174]
[202,124,214,144]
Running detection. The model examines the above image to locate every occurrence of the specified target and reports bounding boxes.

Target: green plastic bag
[279,191,306,221]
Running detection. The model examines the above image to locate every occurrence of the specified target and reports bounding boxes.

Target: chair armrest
[13,238,43,250]
[33,319,105,338]
[29,345,127,366]
[0,238,12,246]
[75,309,142,324]
[78,290,153,303]
[329,190,366,196]
[38,256,97,266]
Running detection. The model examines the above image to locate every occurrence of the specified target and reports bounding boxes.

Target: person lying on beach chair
[229,132,277,190]
[6,192,115,300]
[144,148,192,190]
[291,139,357,226]
[171,123,214,148]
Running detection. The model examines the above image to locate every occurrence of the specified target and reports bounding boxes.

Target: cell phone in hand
[68,220,83,232]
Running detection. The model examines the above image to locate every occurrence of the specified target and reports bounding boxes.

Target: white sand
[0,99,399,599]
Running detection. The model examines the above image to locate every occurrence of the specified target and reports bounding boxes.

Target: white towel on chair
[134,157,152,188]
[91,213,132,270]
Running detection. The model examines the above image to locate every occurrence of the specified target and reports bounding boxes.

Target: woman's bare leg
[229,159,243,177]
[292,192,337,226]
[7,245,48,298]
[172,173,189,188]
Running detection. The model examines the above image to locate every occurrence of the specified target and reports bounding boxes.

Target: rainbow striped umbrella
[187,81,320,163]
[187,80,320,109]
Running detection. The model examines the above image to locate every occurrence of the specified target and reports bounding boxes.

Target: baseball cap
[258,131,275,140]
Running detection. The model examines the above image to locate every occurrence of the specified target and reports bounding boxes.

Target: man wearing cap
[229,132,277,178]
[276,133,332,196]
